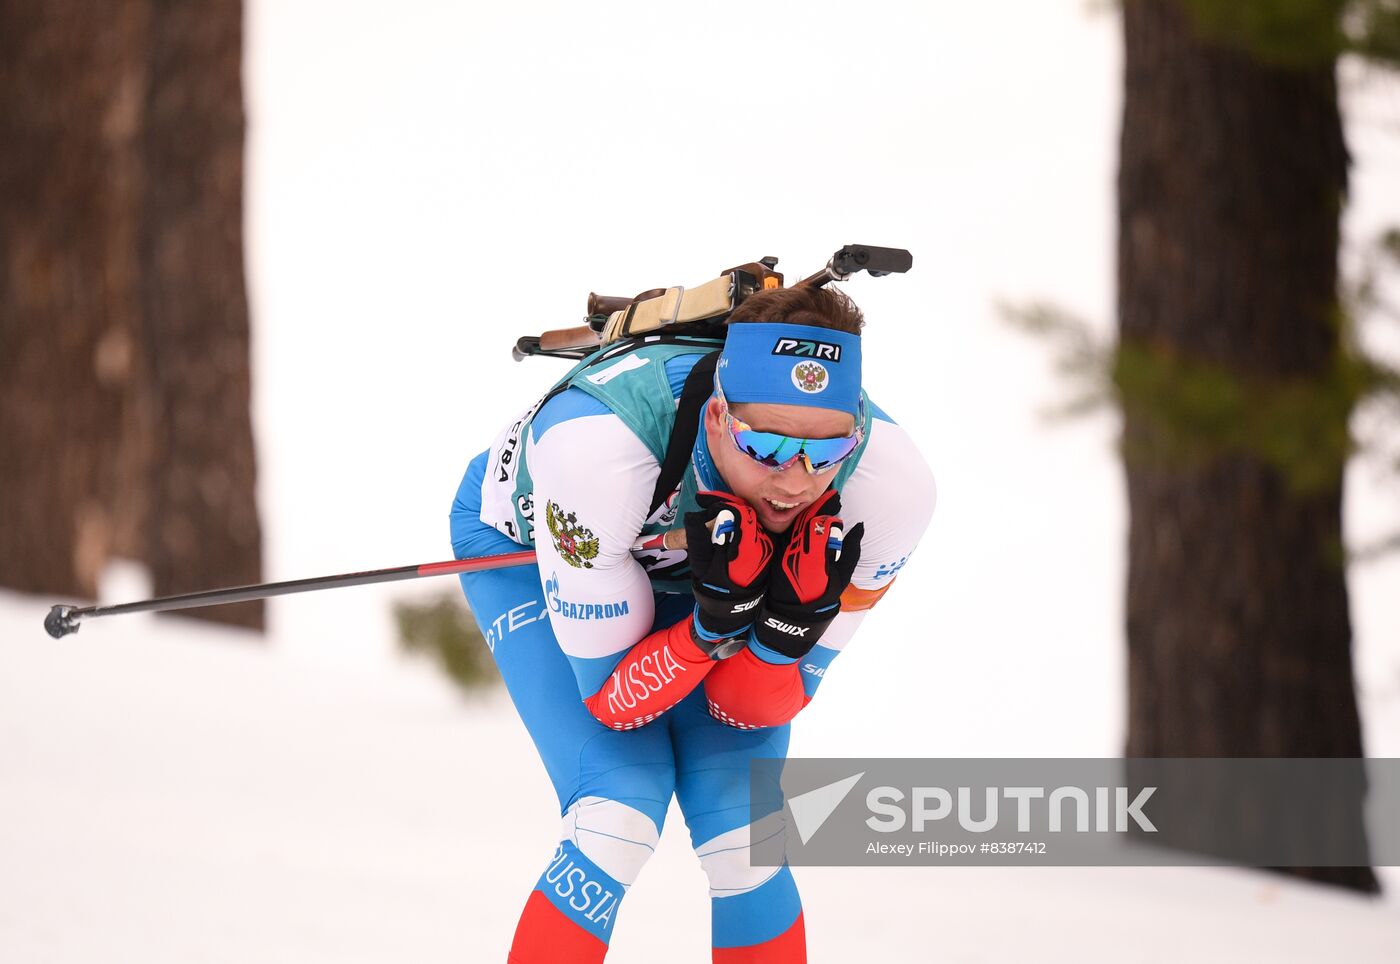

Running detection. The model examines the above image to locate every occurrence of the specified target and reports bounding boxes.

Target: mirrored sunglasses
[715,373,863,475]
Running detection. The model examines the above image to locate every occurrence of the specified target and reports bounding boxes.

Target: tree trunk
[0,0,262,630]
[0,1,150,598]
[1119,0,1374,890]
[139,0,262,629]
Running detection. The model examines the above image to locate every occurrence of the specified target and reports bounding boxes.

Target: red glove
[751,489,863,660]
[685,491,775,656]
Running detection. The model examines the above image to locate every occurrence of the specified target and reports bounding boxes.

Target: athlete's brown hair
[726,285,865,334]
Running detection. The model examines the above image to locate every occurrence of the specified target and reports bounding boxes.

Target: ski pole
[43,550,534,639]
[42,530,686,639]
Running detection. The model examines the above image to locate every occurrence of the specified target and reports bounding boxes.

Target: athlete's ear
[703,397,726,432]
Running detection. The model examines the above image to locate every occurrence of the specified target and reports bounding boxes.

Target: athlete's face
[704,396,855,533]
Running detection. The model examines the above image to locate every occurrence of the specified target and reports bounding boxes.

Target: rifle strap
[649,350,720,517]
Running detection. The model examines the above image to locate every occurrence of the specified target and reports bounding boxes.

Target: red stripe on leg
[712,911,806,964]
[509,890,609,964]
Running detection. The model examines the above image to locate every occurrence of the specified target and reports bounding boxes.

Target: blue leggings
[450,453,801,959]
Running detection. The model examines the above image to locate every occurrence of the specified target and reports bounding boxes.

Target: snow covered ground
[2,585,1396,963]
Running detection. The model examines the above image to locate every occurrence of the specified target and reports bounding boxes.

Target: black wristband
[750,603,837,660]
[693,590,764,642]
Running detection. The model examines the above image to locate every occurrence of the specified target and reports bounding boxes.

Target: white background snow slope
[3,0,1399,960]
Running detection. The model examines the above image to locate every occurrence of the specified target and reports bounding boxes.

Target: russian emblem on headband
[791,361,829,394]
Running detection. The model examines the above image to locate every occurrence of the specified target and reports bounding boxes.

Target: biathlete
[449,285,935,962]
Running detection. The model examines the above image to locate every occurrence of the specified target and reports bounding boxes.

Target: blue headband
[716,322,863,415]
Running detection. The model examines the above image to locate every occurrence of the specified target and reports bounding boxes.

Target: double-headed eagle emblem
[793,361,828,393]
[546,500,600,569]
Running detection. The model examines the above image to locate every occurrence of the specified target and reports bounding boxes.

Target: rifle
[512,244,912,361]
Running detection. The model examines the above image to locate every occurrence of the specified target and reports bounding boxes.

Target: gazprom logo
[772,338,842,363]
[546,572,631,621]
